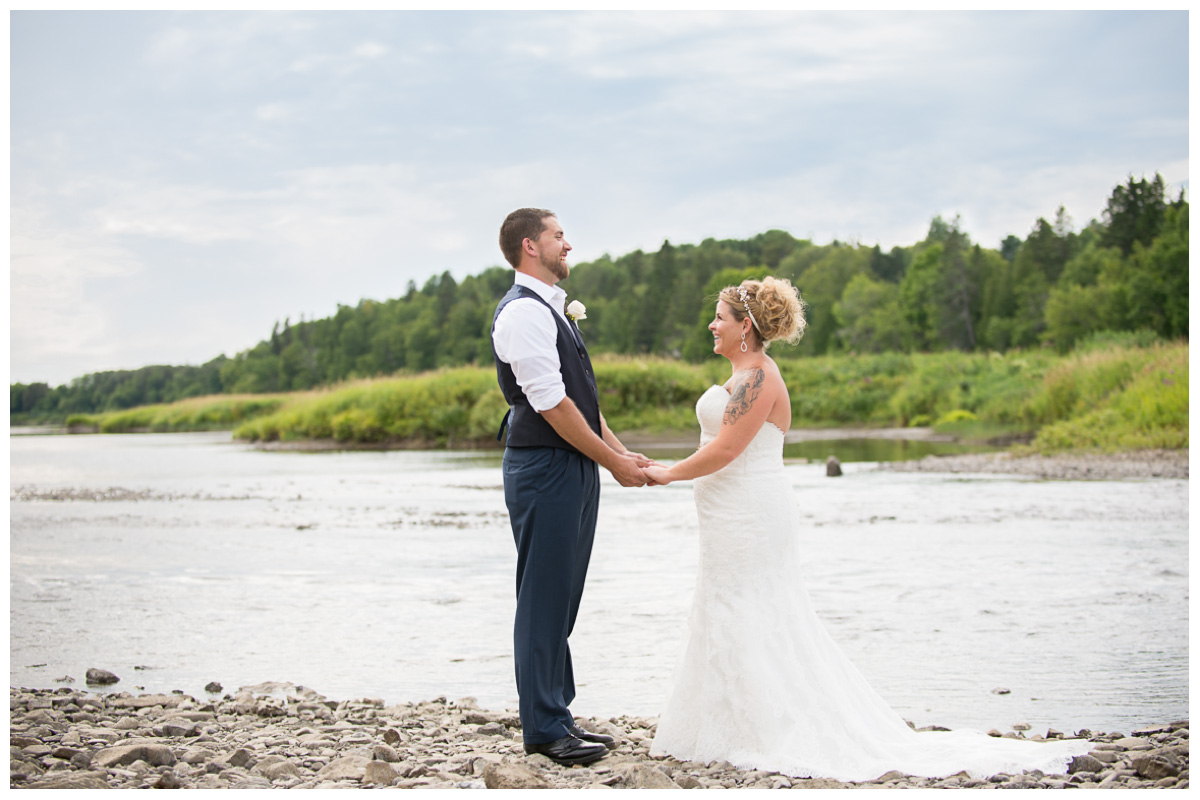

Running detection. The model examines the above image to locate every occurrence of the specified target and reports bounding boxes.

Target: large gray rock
[9,759,45,781]
[371,743,400,762]
[1067,754,1105,774]
[1111,737,1151,750]
[160,719,199,737]
[616,764,681,789]
[85,668,119,686]
[1131,752,1182,780]
[483,761,551,789]
[181,747,215,764]
[826,456,843,477]
[258,759,302,781]
[50,746,85,760]
[78,727,121,744]
[93,743,178,768]
[316,754,370,781]
[793,778,848,789]
[110,694,184,709]
[363,761,399,786]
[19,772,111,789]
[154,772,182,789]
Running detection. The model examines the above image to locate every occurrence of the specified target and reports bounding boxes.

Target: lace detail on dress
[649,385,1090,781]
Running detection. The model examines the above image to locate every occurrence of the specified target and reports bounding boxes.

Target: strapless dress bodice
[695,384,785,472]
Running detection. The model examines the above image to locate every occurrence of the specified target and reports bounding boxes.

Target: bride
[641,277,1091,782]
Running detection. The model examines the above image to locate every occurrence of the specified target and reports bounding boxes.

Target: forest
[11,174,1188,423]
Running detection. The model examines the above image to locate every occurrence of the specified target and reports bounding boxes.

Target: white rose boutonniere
[566,300,587,322]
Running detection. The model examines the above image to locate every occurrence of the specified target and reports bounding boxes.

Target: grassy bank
[65,342,1188,456]
[65,394,294,434]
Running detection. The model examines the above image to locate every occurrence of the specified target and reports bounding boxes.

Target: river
[9,431,1188,735]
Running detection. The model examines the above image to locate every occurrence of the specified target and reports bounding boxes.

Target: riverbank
[10,685,1189,790]
[215,343,1187,453]
[875,448,1189,480]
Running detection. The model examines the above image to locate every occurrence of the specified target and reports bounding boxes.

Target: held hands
[609,451,651,487]
[624,450,673,486]
[604,449,682,488]
[607,454,675,488]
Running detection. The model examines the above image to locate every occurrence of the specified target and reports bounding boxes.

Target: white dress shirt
[492,272,570,412]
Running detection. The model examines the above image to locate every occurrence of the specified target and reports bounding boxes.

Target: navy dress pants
[502,446,600,745]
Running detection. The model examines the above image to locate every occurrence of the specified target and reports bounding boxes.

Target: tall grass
[66,394,292,433]
[1019,342,1188,453]
[233,368,502,446]
[72,343,1188,455]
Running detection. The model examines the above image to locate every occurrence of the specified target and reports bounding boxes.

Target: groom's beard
[541,251,569,282]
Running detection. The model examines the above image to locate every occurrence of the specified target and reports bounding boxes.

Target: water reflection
[783,438,1003,463]
[631,433,1003,464]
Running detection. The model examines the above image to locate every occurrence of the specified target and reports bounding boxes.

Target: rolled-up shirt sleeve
[493,298,567,412]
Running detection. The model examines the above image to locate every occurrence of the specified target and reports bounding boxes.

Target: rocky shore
[10,683,1189,790]
[875,449,1188,480]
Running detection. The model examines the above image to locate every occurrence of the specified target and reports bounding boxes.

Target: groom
[491,208,649,766]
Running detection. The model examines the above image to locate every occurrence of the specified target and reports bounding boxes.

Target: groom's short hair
[500,208,556,268]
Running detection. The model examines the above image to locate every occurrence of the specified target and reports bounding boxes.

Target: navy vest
[492,284,601,451]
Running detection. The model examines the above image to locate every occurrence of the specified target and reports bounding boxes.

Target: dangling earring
[740,330,748,353]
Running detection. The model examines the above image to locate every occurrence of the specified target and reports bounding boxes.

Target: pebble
[7,685,1190,790]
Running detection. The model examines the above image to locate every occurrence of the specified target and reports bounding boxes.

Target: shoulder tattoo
[724,368,766,425]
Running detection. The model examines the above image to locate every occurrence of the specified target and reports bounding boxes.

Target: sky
[9,9,1189,387]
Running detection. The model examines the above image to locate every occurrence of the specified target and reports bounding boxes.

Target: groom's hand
[624,450,653,467]
[609,452,648,487]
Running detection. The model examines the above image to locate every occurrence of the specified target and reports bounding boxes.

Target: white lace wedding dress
[649,385,1091,781]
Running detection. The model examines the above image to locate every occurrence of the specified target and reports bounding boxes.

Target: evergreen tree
[1101,173,1168,255]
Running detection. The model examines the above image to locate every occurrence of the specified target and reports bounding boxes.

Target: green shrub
[935,409,978,425]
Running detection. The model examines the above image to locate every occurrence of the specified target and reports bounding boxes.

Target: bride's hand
[643,465,673,486]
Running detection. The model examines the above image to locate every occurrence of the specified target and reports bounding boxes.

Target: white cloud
[144,25,193,62]
[255,102,291,121]
[10,209,144,380]
[353,41,387,59]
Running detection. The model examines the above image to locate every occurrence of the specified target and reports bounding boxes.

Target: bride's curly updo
[719,276,807,348]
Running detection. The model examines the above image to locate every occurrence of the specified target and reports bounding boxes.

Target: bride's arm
[645,368,776,485]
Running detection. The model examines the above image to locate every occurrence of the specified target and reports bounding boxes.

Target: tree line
[11,174,1188,421]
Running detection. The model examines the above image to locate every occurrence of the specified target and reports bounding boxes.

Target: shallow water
[9,432,1188,735]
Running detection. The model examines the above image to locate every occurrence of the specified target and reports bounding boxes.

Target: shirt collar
[513,271,567,312]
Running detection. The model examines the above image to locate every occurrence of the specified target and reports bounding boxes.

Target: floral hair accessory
[566,300,587,322]
[736,287,760,333]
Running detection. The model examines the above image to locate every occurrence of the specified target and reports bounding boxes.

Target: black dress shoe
[523,734,608,765]
[569,723,617,749]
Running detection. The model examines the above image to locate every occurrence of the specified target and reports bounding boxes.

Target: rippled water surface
[10,432,1188,735]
